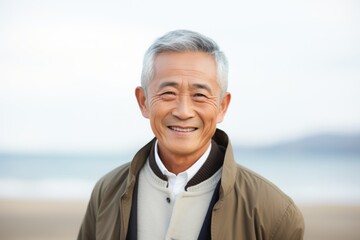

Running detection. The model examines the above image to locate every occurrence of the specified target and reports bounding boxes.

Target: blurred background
[0,0,359,239]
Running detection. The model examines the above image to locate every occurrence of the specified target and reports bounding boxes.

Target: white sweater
[137,159,222,240]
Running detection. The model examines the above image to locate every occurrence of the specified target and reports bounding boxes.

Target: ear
[135,87,150,119]
[216,92,231,123]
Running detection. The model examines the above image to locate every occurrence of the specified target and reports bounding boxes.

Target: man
[78,30,304,240]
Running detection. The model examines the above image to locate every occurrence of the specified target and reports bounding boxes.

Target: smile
[168,126,197,133]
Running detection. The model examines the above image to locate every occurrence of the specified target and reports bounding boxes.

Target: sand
[0,200,359,240]
[0,200,86,240]
[300,204,360,240]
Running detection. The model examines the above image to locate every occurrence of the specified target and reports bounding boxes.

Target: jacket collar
[212,129,238,199]
[148,139,224,189]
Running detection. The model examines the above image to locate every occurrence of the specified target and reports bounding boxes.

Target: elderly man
[78,30,304,240]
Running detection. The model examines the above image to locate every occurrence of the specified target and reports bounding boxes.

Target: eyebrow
[159,81,179,89]
[158,81,213,94]
[192,83,212,94]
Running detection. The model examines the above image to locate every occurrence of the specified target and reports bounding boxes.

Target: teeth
[170,126,196,132]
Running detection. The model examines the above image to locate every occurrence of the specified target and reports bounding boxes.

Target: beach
[0,200,86,240]
[0,200,359,240]
[300,204,360,240]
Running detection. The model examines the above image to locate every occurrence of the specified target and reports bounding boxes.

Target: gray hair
[141,30,229,98]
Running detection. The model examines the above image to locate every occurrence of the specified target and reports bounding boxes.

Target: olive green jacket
[78,129,304,240]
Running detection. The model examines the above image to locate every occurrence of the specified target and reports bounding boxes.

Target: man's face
[136,52,230,160]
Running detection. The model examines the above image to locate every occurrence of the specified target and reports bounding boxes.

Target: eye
[161,91,176,96]
[160,91,176,100]
[193,93,208,99]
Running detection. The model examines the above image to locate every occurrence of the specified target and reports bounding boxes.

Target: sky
[0,0,359,153]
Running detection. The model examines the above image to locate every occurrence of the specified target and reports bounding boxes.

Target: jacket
[78,129,305,240]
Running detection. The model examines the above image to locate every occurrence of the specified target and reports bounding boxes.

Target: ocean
[1,151,359,204]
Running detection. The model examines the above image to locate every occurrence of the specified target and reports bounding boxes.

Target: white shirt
[154,141,212,197]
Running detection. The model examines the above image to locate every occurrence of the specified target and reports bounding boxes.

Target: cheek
[149,110,163,135]
[148,101,171,124]
[196,103,221,123]
[198,99,221,114]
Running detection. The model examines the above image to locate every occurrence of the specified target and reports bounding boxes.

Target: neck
[158,143,210,175]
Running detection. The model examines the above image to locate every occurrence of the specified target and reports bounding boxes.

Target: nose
[172,94,195,120]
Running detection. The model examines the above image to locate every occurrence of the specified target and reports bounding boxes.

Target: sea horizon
[1,148,359,204]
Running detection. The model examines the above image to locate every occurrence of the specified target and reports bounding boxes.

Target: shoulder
[98,162,131,186]
[235,164,294,205]
[91,162,131,201]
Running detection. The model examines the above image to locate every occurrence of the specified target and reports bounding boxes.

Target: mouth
[168,126,197,133]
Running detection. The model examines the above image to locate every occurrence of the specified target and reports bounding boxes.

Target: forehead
[153,52,218,84]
